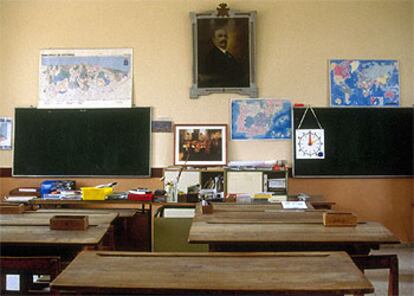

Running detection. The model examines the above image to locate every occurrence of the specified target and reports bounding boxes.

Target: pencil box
[81,187,113,200]
[127,192,154,201]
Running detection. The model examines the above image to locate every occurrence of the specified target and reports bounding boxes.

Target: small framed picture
[174,124,227,166]
[190,4,258,98]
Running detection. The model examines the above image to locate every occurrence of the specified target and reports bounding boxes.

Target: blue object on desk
[40,180,76,198]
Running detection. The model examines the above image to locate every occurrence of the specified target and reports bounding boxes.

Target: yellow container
[81,187,113,200]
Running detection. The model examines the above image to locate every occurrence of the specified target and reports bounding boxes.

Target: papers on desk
[4,196,36,202]
[268,195,288,203]
[281,201,308,209]
[227,160,276,168]
[42,191,82,200]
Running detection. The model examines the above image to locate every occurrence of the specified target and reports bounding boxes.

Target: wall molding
[0,167,163,178]
[0,168,12,177]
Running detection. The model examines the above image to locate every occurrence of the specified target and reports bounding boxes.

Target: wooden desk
[28,199,333,252]
[0,210,118,226]
[249,195,335,210]
[0,209,117,262]
[29,199,152,251]
[34,208,137,218]
[188,203,400,295]
[0,209,116,295]
[30,198,149,210]
[0,208,116,245]
[51,251,374,296]
[189,204,399,253]
[0,224,111,247]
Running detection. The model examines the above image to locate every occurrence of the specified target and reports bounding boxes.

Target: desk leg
[102,225,115,250]
[50,287,60,296]
[20,271,33,295]
[352,254,399,296]
[0,273,5,294]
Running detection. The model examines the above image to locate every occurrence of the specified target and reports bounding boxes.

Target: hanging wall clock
[295,129,325,159]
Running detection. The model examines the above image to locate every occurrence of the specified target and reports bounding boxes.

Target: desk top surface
[0,224,110,245]
[30,197,334,208]
[188,204,399,245]
[0,209,115,245]
[30,198,150,209]
[34,208,136,218]
[51,251,374,295]
[0,209,118,226]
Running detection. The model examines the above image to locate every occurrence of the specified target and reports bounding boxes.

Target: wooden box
[178,193,199,203]
[50,215,89,230]
[201,204,213,214]
[225,194,237,203]
[0,203,25,214]
[323,212,357,227]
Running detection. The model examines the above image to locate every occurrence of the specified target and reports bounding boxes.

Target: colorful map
[329,60,399,106]
[231,99,291,140]
[39,49,133,108]
[0,117,12,150]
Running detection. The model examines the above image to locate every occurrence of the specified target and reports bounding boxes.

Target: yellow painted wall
[0,0,413,168]
[0,0,413,242]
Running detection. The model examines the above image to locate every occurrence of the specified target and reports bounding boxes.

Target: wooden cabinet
[224,169,288,195]
[163,168,288,197]
[163,168,224,196]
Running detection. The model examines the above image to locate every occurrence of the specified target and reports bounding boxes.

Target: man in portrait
[198,22,249,88]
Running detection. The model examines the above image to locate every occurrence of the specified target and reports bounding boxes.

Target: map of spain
[232,99,291,140]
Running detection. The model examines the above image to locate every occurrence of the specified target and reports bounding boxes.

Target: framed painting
[190,4,258,98]
[174,124,227,166]
[329,59,400,106]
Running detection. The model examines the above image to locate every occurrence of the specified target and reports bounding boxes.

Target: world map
[231,99,291,140]
[330,60,399,106]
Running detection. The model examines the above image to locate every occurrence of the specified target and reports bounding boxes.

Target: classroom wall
[0,0,413,241]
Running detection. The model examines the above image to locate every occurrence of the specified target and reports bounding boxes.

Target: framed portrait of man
[190,5,258,98]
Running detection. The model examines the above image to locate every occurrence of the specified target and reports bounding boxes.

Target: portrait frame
[174,124,227,166]
[190,5,258,98]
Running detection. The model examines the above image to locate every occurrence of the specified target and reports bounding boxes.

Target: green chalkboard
[293,107,413,177]
[13,108,151,177]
